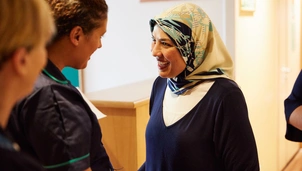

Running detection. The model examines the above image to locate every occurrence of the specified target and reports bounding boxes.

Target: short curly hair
[46,0,108,42]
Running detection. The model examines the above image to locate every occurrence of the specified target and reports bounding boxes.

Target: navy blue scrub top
[285,70,302,142]
[7,59,113,171]
[0,127,45,170]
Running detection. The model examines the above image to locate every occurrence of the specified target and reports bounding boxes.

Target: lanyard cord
[42,69,69,85]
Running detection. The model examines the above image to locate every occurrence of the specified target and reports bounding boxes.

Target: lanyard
[42,69,69,85]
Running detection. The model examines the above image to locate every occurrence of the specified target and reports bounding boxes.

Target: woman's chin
[158,72,170,78]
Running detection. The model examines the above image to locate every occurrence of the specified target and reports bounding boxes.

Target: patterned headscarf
[150,3,233,95]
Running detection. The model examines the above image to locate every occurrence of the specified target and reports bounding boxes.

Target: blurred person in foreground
[139,3,260,171]
[0,0,55,170]
[284,70,302,141]
[7,0,113,170]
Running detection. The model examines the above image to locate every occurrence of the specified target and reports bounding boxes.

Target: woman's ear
[11,48,28,76]
[69,26,83,46]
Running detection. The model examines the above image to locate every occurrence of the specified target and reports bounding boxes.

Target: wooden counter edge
[91,97,150,109]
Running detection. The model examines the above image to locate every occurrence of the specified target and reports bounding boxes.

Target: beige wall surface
[235,1,278,169]
[234,0,301,170]
[278,0,301,170]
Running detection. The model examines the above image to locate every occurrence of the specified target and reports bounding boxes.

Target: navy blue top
[7,60,112,171]
[284,70,302,141]
[139,77,259,171]
[0,127,45,171]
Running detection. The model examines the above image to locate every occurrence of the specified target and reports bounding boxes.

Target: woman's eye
[161,41,171,47]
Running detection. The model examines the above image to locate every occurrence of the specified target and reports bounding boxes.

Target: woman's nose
[151,43,161,57]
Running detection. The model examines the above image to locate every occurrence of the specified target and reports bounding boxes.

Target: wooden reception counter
[85,79,154,171]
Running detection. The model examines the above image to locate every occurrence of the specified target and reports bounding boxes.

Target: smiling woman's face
[72,18,108,69]
[151,25,186,78]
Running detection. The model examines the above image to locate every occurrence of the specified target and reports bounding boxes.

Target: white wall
[83,0,228,93]
[234,1,278,169]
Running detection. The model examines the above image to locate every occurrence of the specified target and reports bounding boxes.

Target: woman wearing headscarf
[139,3,259,171]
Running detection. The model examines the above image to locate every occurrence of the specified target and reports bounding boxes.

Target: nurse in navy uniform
[7,0,113,170]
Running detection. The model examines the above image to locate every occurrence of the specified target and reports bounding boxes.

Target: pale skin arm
[289,105,302,130]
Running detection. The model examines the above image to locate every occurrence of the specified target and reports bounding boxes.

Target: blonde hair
[0,0,55,68]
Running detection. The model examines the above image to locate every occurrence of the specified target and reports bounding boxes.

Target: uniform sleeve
[214,88,260,171]
[21,86,91,171]
[284,70,302,141]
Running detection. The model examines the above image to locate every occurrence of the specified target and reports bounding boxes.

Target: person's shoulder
[205,78,245,103]
[34,73,55,90]
[295,70,302,81]
[210,78,242,97]
[154,76,166,83]
[214,78,239,89]
[11,74,52,108]
[153,76,167,87]
[32,74,75,96]
[17,74,73,106]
